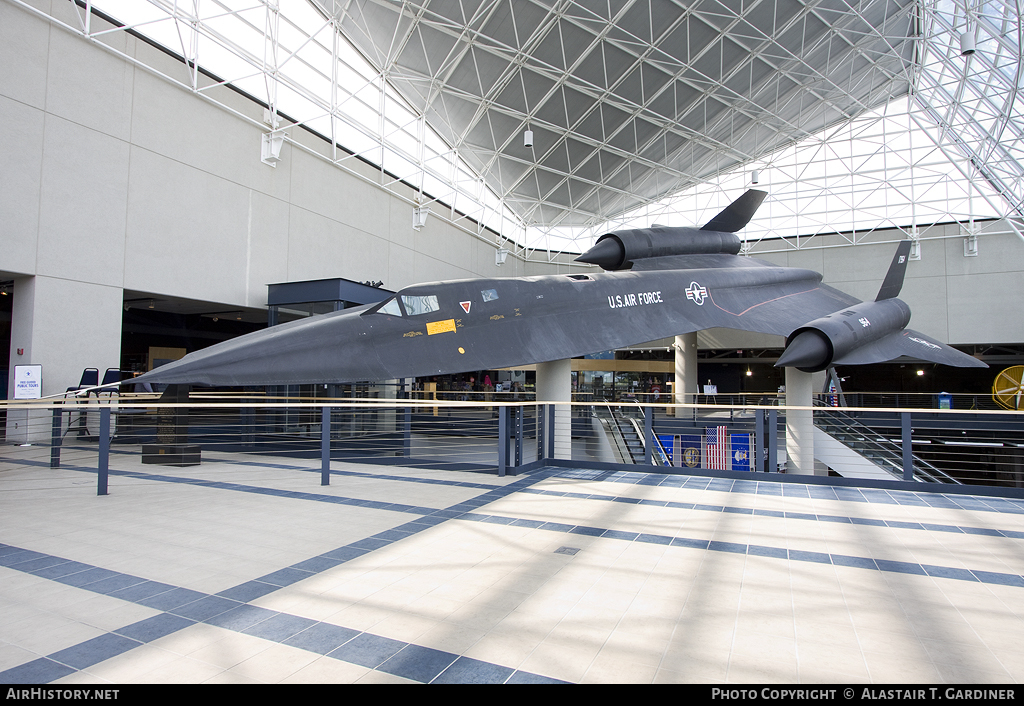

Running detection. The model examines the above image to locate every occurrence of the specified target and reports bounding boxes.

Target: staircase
[813,403,959,483]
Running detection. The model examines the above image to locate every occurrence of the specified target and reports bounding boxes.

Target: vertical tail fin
[875,241,913,301]
[701,189,768,233]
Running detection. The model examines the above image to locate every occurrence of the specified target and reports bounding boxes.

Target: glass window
[481,289,499,302]
[401,294,439,316]
[377,298,402,316]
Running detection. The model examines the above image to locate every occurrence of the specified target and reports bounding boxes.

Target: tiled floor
[1,445,1023,683]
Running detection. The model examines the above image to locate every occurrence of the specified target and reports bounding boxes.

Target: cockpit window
[376,297,402,317]
[401,294,440,316]
[481,288,499,302]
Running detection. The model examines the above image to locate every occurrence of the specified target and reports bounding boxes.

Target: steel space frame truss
[10,0,1024,259]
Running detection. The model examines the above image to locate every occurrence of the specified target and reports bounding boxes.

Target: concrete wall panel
[289,149,390,237]
[0,95,45,275]
[35,115,129,286]
[43,20,133,143]
[900,276,949,342]
[947,271,1024,344]
[0,1,50,109]
[244,191,291,305]
[385,244,416,290]
[123,147,250,302]
[285,207,386,284]
[129,69,291,203]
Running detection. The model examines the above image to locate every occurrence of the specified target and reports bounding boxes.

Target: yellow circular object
[458,347,465,354]
[992,366,1024,410]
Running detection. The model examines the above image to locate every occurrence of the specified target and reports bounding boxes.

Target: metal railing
[2,393,1024,496]
[812,401,960,484]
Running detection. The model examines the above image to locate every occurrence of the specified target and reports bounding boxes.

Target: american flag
[705,426,730,470]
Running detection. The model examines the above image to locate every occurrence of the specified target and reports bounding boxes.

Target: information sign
[14,365,42,399]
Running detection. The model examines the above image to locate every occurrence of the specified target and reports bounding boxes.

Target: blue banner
[666,434,701,468]
[730,433,753,472]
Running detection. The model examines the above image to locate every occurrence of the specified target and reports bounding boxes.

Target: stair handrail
[812,401,960,484]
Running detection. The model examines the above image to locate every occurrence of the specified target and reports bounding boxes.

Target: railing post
[536,403,545,460]
[755,409,764,473]
[514,406,523,466]
[497,405,507,477]
[50,406,62,468]
[321,405,331,486]
[644,405,653,466]
[97,407,109,496]
[768,408,778,473]
[548,404,555,459]
[403,406,412,458]
[902,411,913,481]
[242,406,255,447]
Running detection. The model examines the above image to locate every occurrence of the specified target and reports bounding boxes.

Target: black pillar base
[141,444,201,466]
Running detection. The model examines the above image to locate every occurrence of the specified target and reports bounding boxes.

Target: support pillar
[6,275,122,443]
[379,379,398,433]
[671,334,696,405]
[673,333,698,411]
[536,359,571,459]
[785,367,815,475]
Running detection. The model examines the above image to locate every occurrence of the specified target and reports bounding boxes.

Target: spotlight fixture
[495,248,509,267]
[261,131,285,166]
[960,30,976,55]
[916,369,925,376]
[524,129,533,148]
[413,206,430,230]
[750,170,759,184]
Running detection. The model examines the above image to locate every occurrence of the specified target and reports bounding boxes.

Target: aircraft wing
[830,329,986,368]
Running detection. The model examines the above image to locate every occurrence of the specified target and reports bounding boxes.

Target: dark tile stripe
[0,469,562,685]
[523,484,1023,539]
[549,467,1024,515]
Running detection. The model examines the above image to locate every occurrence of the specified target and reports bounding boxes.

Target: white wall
[0,0,576,400]
[748,222,1024,347]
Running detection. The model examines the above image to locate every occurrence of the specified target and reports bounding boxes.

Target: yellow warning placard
[426,318,456,335]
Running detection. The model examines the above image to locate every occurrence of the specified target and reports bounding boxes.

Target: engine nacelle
[575,227,742,270]
[777,298,912,372]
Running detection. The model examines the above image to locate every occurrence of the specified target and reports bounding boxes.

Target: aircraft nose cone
[776,330,831,372]
[575,237,625,269]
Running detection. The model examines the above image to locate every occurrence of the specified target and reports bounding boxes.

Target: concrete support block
[536,358,571,460]
[785,367,815,475]
[674,332,698,407]
[6,275,122,443]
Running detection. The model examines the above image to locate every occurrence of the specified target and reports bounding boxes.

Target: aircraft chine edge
[135,190,985,388]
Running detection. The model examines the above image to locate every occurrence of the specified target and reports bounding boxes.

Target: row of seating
[65,367,125,395]
[62,368,125,441]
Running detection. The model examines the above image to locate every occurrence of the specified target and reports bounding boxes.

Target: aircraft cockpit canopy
[365,293,440,317]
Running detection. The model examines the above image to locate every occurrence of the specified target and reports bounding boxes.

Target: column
[785,367,816,475]
[674,332,698,409]
[535,358,571,459]
[6,276,122,443]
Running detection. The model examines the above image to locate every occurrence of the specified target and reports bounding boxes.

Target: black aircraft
[136,189,984,387]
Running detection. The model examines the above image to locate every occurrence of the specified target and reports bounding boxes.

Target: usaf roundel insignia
[685,281,708,306]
